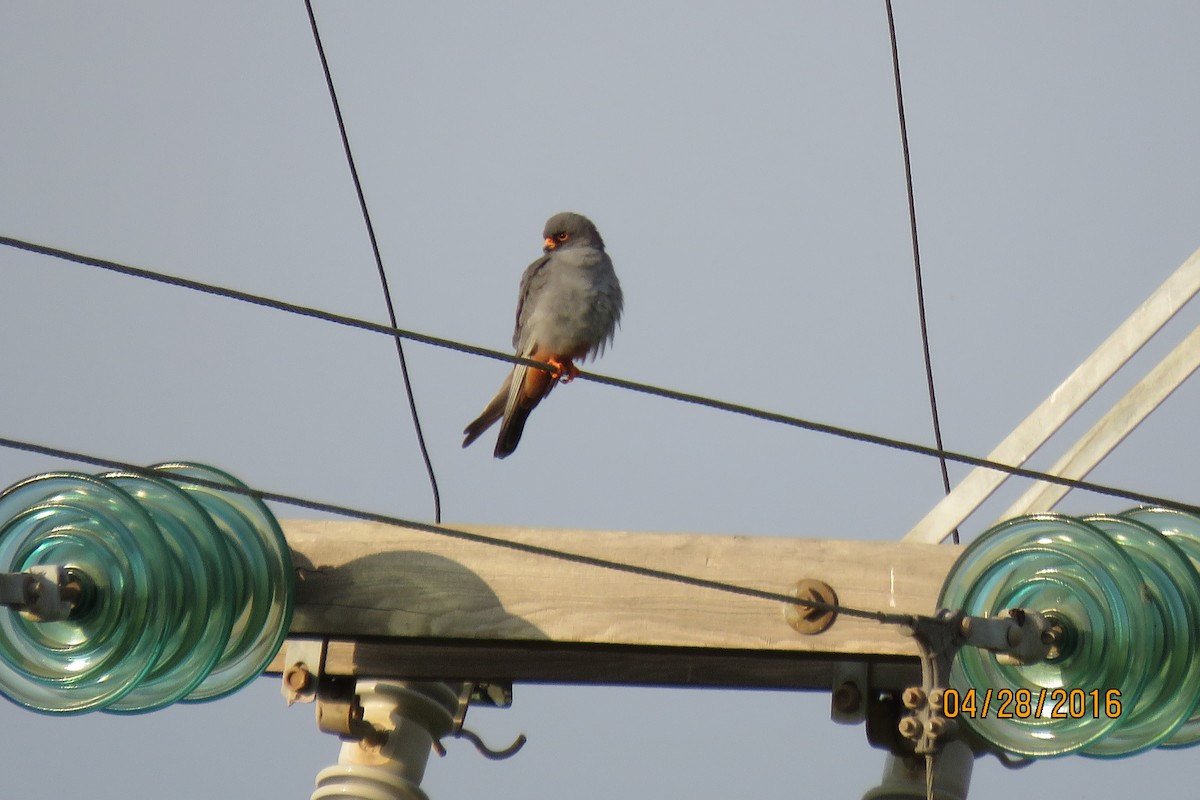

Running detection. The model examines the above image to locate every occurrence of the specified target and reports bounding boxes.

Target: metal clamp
[897,608,1057,755]
[898,610,965,757]
[280,638,327,706]
[0,566,79,622]
[435,682,525,760]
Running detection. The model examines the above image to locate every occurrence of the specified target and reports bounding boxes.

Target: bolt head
[783,579,838,635]
[284,666,312,692]
[898,716,923,739]
[901,687,926,710]
[832,681,863,714]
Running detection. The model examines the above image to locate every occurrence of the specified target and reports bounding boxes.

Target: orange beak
[543,237,558,252]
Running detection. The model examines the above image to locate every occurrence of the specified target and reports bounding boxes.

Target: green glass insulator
[939,515,1150,757]
[100,473,237,714]
[151,464,293,702]
[1078,515,1200,757]
[1121,507,1200,749]
[0,474,171,713]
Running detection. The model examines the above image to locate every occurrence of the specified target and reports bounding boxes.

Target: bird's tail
[462,370,513,449]
[494,363,556,458]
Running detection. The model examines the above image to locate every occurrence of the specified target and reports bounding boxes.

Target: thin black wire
[0,433,912,626]
[5,233,1200,517]
[581,368,1200,514]
[303,0,441,524]
[0,234,550,368]
[885,0,957,544]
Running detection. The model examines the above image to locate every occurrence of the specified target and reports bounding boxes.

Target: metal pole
[311,680,462,800]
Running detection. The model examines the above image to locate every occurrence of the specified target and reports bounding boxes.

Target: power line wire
[885,0,956,543]
[304,0,441,524]
[4,232,1199,516]
[0,234,545,369]
[582,369,1200,513]
[0,433,911,626]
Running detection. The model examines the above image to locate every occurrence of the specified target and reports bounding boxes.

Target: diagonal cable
[885,0,957,543]
[304,0,441,523]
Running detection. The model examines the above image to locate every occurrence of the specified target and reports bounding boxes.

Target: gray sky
[3,2,1200,797]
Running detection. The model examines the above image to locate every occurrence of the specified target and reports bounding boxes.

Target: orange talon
[547,357,578,384]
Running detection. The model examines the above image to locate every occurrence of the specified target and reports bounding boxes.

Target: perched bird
[463,212,623,458]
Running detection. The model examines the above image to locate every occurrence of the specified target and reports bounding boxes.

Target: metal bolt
[901,687,926,710]
[927,717,945,739]
[928,689,944,711]
[284,665,312,693]
[783,579,838,635]
[832,681,862,715]
[958,617,973,637]
[898,716,923,740]
[59,575,84,609]
[1042,622,1065,660]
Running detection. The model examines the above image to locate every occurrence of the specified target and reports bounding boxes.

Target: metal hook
[441,728,527,761]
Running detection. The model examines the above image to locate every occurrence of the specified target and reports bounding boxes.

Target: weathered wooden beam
[267,520,961,689]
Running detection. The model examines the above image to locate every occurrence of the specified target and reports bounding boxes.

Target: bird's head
[542,212,604,253]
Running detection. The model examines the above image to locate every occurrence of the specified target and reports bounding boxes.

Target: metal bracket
[896,610,967,800]
[280,638,327,706]
[0,572,35,607]
[0,566,77,622]
[831,660,868,725]
[279,638,382,742]
[435,682,525,760]
[898,610,965,757]
[896,608,1057,755]
[470,682,514,709]
[315,674,379,742]
[961,608,1061,666]
[450,681,516,733]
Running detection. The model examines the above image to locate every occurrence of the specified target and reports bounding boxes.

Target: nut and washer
[784,579,838,634]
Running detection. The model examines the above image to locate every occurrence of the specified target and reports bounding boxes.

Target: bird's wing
[586,250,623,358]
[513,253,553,350]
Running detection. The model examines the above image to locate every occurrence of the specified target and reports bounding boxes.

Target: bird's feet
[548,357,579,384]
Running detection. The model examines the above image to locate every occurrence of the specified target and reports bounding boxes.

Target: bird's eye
[556,232,569,241]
